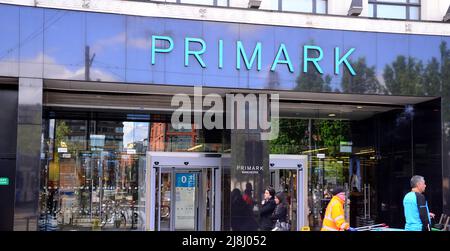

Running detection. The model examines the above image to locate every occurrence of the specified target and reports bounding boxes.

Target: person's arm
[331,203,349,231]
[260,201,276,216]
[281,206,288,222]
[415,193,431,231]
[271,206,280,221]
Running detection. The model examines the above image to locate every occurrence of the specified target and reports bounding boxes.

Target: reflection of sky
[0,4,448,94]
[123,122,149,148]
[0,5,19,61]
[408,34,441,63]
[87,12,126,81]
[44,10,84,66]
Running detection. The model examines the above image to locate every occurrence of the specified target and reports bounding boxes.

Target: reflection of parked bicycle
[101,201,144,230]
[161,205,170,219]
[101,201,126,229]
[123,204,144,229]
[161,191,171,220]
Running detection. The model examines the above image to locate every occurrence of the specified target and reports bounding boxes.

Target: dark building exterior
[0,0,449,231]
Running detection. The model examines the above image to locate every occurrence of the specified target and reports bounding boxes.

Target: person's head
[264,187,275,200]
[274,192,285,205]
[411,175,426,193]
[231,188,242,201]
[245,182,253,194]
[331,187,345,201]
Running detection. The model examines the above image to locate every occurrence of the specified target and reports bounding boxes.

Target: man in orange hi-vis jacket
[321,187,357,231]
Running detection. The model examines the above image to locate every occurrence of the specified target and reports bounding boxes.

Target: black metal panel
[0,86,18,231]
[14,78,42,231]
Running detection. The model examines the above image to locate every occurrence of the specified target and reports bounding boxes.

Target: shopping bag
[272,220,290,231]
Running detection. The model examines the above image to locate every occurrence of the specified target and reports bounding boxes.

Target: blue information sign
[175,173,196,188]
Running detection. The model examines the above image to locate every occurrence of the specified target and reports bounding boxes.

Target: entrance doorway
[269,154,308,231]
[146,152,221,231]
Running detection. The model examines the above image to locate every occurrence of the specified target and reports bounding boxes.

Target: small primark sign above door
[236,165,264,174]
[0,177,9,186]
[235,140,266,175]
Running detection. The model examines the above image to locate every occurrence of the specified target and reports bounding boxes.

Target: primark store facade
[0,0,449,231]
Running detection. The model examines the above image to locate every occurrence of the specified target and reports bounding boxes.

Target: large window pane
[217,0,228,6]
[86,13,126,82]
[409,0,420,3]
[316,0,327,14]
[44,10,85,80]
[259,0,279,12]
[39,119,149,231]
[282,0,313,13]
[376,0,407,3]
[376,4,407,19]
[180,0,214,5]
[409,6,420,20]
[369,3,375,17]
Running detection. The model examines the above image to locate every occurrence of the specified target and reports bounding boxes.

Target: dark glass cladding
[0,4,447,95]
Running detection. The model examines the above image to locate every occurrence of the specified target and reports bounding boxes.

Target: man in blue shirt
[403,175,435,231]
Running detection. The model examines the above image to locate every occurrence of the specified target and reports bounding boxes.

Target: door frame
[145,152,222,231]
[269,154,308,231]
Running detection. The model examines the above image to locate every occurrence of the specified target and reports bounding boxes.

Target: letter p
[152,35,174,65]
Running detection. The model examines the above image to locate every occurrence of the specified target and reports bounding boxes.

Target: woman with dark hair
[259,186,276,231]
[272,192,289,231]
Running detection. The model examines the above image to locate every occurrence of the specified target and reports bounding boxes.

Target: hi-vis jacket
[321,196,350,231]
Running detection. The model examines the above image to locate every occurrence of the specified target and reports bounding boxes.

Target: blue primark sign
[151,35,356,76]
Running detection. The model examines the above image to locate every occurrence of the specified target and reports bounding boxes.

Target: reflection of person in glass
[242,182,255,207]
[230,188,258,231]
[349,157,361,192]
[323,183,333,199]
[259,187,276,231]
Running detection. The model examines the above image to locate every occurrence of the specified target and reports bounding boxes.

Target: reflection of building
[95,121,124,152]
[150,123,197,152]
[126,140,147,153]
[55,120,125,151]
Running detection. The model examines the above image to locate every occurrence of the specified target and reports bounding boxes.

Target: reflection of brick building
[150,123,197,151]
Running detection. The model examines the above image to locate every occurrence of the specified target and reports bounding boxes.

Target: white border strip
[1,0,449,36]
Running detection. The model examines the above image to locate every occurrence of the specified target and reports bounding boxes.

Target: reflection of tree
[295,71,332,92]
[342,58,385,94]
[49,121,71,182]
[324,160,345,185]
[440,42,450,122]
[382,41,450,122]
[317,120,350,156]
[270,119,308,153]
[269,119,350,156]
[267,71,280,89]
[295,42,332,92]
[422,57,440,96]
[56,121,71,150]
[384,56,424,96]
